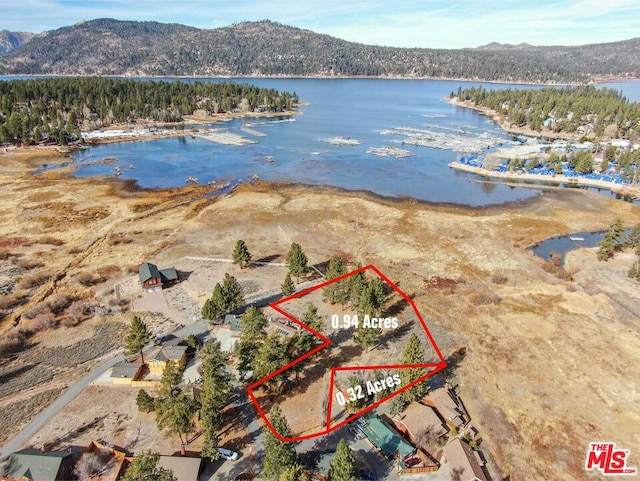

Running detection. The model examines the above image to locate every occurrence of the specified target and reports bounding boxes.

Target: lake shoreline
[449,161,640,199]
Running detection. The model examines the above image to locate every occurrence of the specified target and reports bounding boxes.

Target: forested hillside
[0,30,35,57]
[1,19,639,82]
[0,77,297,145]
[455,85,640,140]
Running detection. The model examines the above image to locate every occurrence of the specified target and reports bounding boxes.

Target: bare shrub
[107,234,133,246]
[39,236,65,246]
[555,269,573,281]
[23,301,52,320]
[491,271,508,285]
[17,271,52,290]
[541,261,560,274]
[67,247,83,255]
[566,284,579,293]
[0,248,12,261]
[126,264,139,274]
[97,265,121,278]
[29,312,57,332]
[76,271,99,287]
[0,293,22,310]
[47,294,73,315]
[74,451,111,479]
[65,300,93,326]
[14,258,45,271]
[0,328,26,355]
[583,282,602,296]
[469,292,501,306]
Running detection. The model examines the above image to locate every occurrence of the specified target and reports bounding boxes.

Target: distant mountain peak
[0,19,638,82]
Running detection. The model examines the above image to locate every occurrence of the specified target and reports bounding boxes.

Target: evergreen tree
[348,264,367,310]
[328,439,359,481]
[323,256,348,305]
[232,239,252,268]
[286,242,308,283]
[354,322,381,349]
[199,339,234,460]
[121,451,175,481]
[399,333,427,403]
[627,223,640,249]
[124,316,153,364]
[598,218,626,261]
[252,334,289,392]
[155,391,197,448]
[262,406,299,481]
[628,260,640,281]
[136,389,156,413]
[279,464,309,481]
[281,273,296,297]
[202,273,244,321]
[236,306,268,377]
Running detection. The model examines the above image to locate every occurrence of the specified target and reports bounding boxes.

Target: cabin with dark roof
[2,449,74,481]
[138,262,180,292]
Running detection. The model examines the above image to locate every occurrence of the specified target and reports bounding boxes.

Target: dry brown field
[1,147,639,480]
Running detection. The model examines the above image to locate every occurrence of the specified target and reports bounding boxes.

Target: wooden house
[138,262,180,292]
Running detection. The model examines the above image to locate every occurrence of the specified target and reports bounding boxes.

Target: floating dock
[196,131,257,146]
[323,136,363,146]
[366,146,414,158]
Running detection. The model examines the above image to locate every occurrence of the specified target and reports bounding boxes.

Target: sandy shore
[449,161,640,199]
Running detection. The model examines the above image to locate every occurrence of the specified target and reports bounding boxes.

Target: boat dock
[196,131,257,146]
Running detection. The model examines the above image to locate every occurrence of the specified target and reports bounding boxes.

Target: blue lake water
[9,77,640,206]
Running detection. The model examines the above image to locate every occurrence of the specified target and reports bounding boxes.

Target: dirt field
[1,148,640,480]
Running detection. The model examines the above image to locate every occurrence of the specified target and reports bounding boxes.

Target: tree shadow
[253,254,282,264]
[0,363,36,386]
[426,346,466,390]
[42,415,110,450]
[177,270,193,281]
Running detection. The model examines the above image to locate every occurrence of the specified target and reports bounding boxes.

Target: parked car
[218,447,239,460]
[404,456,421,468]
[349,426,364,440]
[359,469,377,480]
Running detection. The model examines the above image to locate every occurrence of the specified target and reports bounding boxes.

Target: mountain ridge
[1,19,639,82]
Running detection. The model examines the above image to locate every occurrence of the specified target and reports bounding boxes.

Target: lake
[26,78,640,206]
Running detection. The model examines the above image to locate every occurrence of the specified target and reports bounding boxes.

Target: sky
[2,0,639,49]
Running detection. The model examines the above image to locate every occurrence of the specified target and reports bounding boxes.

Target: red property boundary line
[246,264,447,442]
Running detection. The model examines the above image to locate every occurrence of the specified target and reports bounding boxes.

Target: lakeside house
[147,345,188,375]
[138,262,180,292]
[423,385,469,430]
[156,456,202,481]
[2,449,75,481]
[442,438,488,481]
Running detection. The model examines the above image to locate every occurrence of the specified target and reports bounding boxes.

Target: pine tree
[232,239,252,269]
[236,306,268,377]
[278,464,309,481]
[124,316,153,364]
[199,339,234,460]
[328,439,359,481]
[252,334,289,392]
[323,256,348,305]
[121,451,174,481]
[262,406,299,481]
[136,389,155,413]
[399,333,427,403]
[286,242,308,283]
[348,264,367,310]
[281,273,295,297]
[155,391,197,447]
[202,273,244,321]
[627,223,640,249]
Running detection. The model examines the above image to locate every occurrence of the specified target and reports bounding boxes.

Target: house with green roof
[2,449,74,481]
[138,262,180,292]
